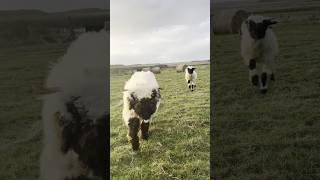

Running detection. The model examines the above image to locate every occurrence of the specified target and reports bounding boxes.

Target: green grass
[0,43,70,179]
[212,13,320,179]
[110,66,210,179]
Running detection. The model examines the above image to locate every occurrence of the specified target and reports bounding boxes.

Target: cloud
[111,0,210,65]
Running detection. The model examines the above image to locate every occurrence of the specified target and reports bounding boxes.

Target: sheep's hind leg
[141,120,150,140]
[270,73,275,81]
[248,59,259,86]
[127,117,140,151]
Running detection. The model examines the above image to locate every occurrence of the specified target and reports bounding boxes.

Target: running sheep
[240,15,279,94]
[185,66,197,91]
[122,71,161,152]
[39,30,108,180]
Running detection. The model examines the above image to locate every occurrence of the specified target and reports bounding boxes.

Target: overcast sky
[111,0,210,65]
[0,0,108,12]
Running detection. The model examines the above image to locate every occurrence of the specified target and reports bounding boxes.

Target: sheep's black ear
[263,19,278,26]
[129,93,138,109]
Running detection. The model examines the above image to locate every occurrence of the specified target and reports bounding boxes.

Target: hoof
[260,89,267,94]
[251,75,259,86]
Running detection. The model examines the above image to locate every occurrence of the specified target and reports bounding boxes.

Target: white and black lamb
[240,15,279,94]
[122,71,161,151]
[185,66,197,91]
[40,30,108,180]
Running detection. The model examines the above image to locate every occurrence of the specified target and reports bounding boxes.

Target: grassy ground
[110,66,210,179]
[0,43,70,179]
[212,11,320,179]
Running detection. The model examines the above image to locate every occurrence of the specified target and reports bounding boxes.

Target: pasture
[110,66,210,179]
[212,9,320,179]
[0,43,70,179]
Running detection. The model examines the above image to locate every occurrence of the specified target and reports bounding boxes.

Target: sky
[0,0,108,12]
[110,0,210,65]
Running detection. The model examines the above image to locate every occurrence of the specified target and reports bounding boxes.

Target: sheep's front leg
[260,64,273,94]
[249,59,259,86]
[187,80,192,90]
[141,120,150,140]
[127,117,140,151]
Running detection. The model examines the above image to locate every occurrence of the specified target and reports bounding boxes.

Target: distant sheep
[40,30,108,180]
[240,15,279,94]
[151,67,161,74]
[185,66,197,91]
[122,71,161,151]
[142,67,151,72]
[176,64,187,73]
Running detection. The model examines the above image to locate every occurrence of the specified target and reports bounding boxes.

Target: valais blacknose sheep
[240,15,279,94]
[40,30,108,180]
[122,71,161,151]
[185,66,197,91]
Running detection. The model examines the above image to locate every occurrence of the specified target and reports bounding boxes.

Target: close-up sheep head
[246,18,278,40]
[186,66,196,74]
[128,89,161,120]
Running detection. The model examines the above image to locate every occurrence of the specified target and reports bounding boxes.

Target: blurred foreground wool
[40,30,108,180]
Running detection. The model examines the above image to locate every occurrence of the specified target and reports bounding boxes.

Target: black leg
[270,73,275,81]
[252,75,259,86]
[249,59,256,70]
[141,121,150,140]
[128,117,140,151]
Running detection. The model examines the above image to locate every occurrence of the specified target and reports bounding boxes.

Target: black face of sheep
[129,89,160,120]
[187,67,196,74]
[247,19,277,40]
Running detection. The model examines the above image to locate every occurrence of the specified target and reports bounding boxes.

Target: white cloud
[111,0,210,65]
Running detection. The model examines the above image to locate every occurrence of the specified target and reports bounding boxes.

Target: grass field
[110,66,210,179]
[0,43,70,179]
[212,11,320,179]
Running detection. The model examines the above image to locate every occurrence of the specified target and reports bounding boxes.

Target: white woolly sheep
[40,30,108,180]
[240,15,279,94]
[185,66,197,91]
[122,71,161,151]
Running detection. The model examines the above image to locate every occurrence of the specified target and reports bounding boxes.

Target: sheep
[185,66,197,91]
[240,15,279,94]
[122,71,161,152]
[39,30,108,180]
